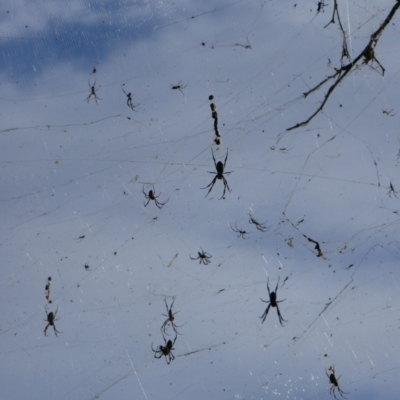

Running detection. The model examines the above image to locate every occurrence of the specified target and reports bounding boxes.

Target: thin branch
[287,0,400,131]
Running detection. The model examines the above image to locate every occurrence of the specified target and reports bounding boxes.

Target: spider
[190,248,212,265]
[388,181,399,198]
[316,0,327,14]
[260,277,287,326]
[161,297,182,336]
[249,213,270,232]
[85,80,102,104]
[201,149,232,199]
[170,81,187,95]
[151,334,177,365]
[84,263,90,271]
[121,85,139,111]
[326,366,348,399]
[230,222,249,239]
[44,305,62,337]
[142,186,168,209]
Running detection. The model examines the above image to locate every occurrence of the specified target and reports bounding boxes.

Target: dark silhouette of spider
[142,186,168,209]
[170,81,187,95]
[190,248,212,265]
[230,222,249,239]
[326,366,348,399]
[85,80,102,104]
[121,85,139,111]
[260,277,287,326]
[151,333,177,365]
[316,0,327,14]
[161,297,182,336]
[388,181,399,198]
[44,305,62,337]
[249,213,270,232]
[201,149,232,199]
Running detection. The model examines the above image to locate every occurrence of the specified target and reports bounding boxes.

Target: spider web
[1,1,400,399]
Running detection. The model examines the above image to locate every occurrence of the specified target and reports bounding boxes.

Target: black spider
[190,248,212,265]
[170,81,187,95]
[121,85,139,111]
[326,366,348,399]
[249,213,270,232]
[161,297,182,336]
[85,80,102,104]
[260,277,287,326]
[230,222,249,239]
[388,181,399,198]
[201,149,232,199]
[44,305,62,337]
[316,0,327,14]
[151,334,177,365]
[142,186,168,209]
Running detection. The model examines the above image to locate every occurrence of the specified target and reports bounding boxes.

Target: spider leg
[190,255,199,261]
[267,277,271,297]
[202,176,218,197]
[259,302,271,323]
[276,304,287,326]
[223,148,229,169]
[274,277,280,295]
[44,323,50,336]
[211,149,218,170]
[144,198,151,207]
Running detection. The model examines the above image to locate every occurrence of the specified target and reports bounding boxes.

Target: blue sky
[1,0,400,399]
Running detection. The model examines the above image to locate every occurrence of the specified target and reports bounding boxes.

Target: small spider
[249,213,270,232]
[44,305,62,337]
[121,85,139,111]
[382,108,395,116]
[388,181,399,198]
[84,263,90,271]
[260,277,287,326]
[161,297,182,336]
[170,81,187,95]
[316,0,327,14]
[326,366,348,399]
[151,334,177,365]
[190,248,212,265]
[201,149,232,199]
[85,80,102,104]
[142,186,168,209]
[230,222,249,239]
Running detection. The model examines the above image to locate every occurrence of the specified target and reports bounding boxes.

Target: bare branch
[287,1,400,131]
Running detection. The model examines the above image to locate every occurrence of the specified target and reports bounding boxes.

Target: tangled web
[1,1,400,399]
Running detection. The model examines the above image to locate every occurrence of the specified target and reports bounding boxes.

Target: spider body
[142,186,168,209]
[190,248,212,265]
[85,80,102,104]
[121,85,139,111]
[260,277,287,326]
[230,222,249,239]
[326,367,348,399]
[170,81,187,95]
[201,149,232,199]
[161,297,182,336]
[44,305,62,337]
[152,335,176,365]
